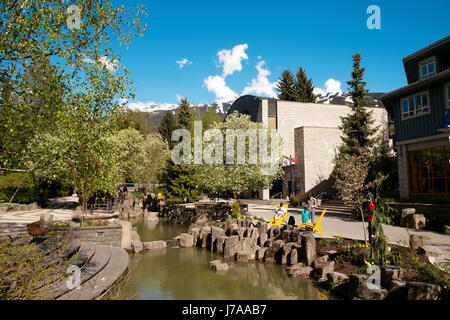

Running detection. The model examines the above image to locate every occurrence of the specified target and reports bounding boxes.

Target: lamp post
[290,155,294,198]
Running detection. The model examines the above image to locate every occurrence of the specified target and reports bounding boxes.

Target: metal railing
[270,192,283,205]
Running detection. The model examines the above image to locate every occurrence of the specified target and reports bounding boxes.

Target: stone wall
[69,224,122,247]
[0,202,40,213]
[161,202,248,225]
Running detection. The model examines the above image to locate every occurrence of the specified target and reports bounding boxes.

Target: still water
[118,219,324,300]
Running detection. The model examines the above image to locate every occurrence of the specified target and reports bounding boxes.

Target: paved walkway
[245,204,450,263]
[0,197,78,236]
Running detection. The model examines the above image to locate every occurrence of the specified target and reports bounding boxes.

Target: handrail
[270,192,282,199]
[271,192,282,205]
[315,192,328,199]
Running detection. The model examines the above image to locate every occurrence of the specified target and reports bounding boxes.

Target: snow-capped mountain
[131,92,384,127]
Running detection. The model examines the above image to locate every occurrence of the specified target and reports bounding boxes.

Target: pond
[117,219,325,300]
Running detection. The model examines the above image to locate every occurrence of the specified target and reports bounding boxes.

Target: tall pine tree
[338,53,378,156]
[295,67,316,103]
[161,96,200,204]
[158,110,176,149]
[176,97,193,132]
[276,69,297,101]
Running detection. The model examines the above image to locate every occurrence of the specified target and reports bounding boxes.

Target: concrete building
[381,36,450,202]
[226,95,388,199]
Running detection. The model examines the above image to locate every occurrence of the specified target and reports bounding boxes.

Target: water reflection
[118,220,322,300]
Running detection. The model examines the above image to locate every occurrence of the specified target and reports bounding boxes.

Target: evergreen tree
[160,96,200,204]
[158,110,176,148]
[338,53,378,156]
[201,106,222,130]
[276,69,297,101]
[160,161,200,204]
[176,97,193,132]
[295,67,316,103]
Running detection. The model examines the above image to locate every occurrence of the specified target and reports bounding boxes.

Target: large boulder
[332,274,388,300]
[210,260,229,272]
[409,234,432,251]
[241,237,257,251]
[236,249,257,262]
[386,279,408,300]
[406,213,426,229]
[407,282,442,300]
[164,239,180,248]
[215,236,228,253]
[198,226,212,248]
[257,233,268,246]
[210,226,225,250]
[291,266,313,278]
[179,233,194,247]
[269,226,281,239]
[281,242,299,265]
[255,247,267,261]
[311,256,334,280]
[417,246,443,260]
[256,221,269,236]
[143,240,166,250]
[381,266,403,288]
[286,263,305,275]
[300,232,316,265]
[224,242,240,260]
[131,240,143,253]
[326,272,349,286]
[117,220,132,250]
[400,208,416,227]
[265,240,284,264]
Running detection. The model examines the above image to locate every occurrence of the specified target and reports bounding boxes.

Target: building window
[419,57,436,80]
[409,146,450,194]
[401,91,430,119]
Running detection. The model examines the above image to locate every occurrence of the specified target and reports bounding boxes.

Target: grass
[0,203,20,207]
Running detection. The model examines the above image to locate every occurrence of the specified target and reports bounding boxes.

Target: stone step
[57,247,129,300]
[37,244,111,299]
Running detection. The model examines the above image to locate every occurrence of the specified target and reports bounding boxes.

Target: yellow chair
[270,204,289,227]
[295,209,327,234]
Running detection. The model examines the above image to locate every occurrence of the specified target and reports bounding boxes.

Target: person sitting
[270,202,288,226]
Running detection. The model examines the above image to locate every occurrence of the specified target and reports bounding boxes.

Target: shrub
[0,232,77,299]
[289,192,308,208]
[408,257,449,293]
[230,201,242,220]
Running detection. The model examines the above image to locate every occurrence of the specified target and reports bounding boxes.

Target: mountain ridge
[129,92,385,127]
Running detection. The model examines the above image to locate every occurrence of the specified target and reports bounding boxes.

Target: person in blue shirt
[301,204,311,224]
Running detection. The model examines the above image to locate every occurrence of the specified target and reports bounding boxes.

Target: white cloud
[176,58,192,69]
[242,60,277,98]
[217,43,248,77]
[203,75,238,102]
[313,78,342,95]
[83,55,118,72]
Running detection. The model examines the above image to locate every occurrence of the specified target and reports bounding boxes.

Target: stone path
[0,196,78,238]
[246,204,450,263]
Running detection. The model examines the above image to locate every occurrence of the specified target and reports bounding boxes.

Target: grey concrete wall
[275,100,388,158]
[70,225,122,247]
[300,126,342,193]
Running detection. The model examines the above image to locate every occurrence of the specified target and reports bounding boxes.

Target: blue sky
[117,0,450,108]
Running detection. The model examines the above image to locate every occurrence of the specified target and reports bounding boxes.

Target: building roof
[380,69,450,104]
[402,35,450,63]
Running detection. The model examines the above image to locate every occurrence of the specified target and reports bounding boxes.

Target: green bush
[230,201,242,220]
[289,192,308,208]
[408,257,449,293]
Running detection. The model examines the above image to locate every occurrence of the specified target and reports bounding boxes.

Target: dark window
[409,146,450,194]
